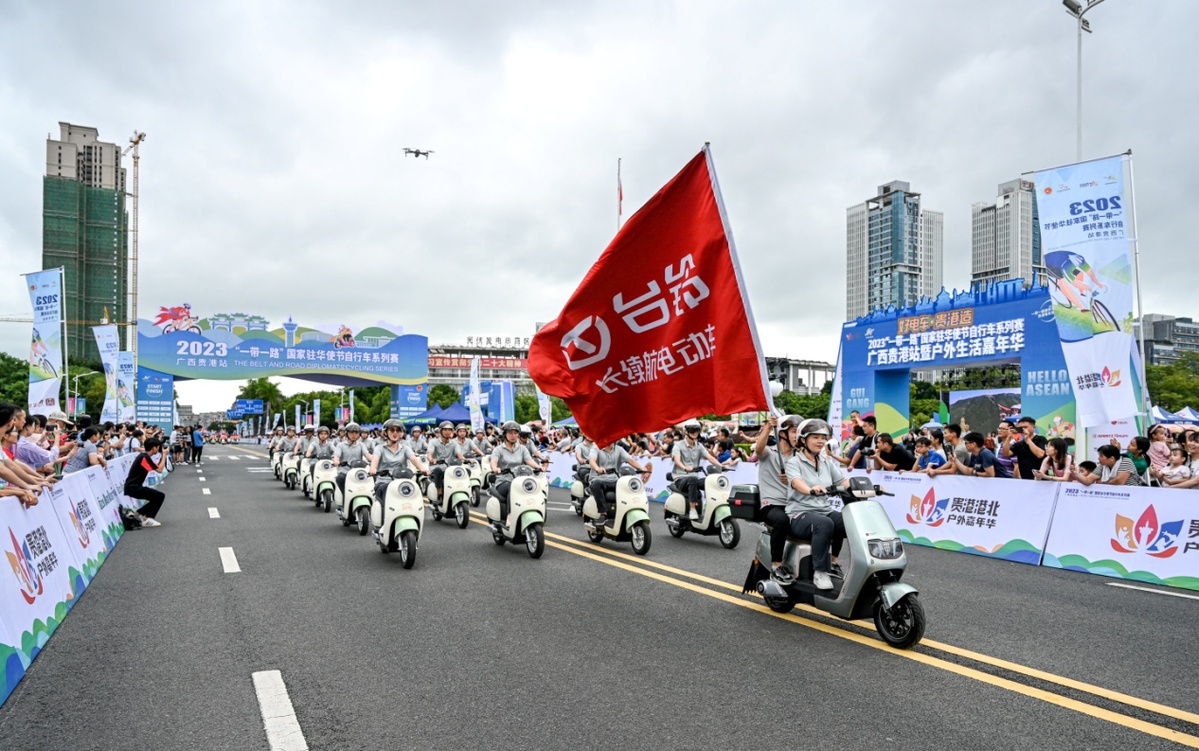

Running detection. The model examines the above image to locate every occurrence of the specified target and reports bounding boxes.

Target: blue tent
[406,404,445,424]
[438,403,472,424]
[553,416,579,428]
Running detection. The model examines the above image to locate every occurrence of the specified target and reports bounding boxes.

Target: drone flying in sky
[403,148,434,159]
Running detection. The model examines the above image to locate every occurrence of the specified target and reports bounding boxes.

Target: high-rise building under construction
[42,122,129,363]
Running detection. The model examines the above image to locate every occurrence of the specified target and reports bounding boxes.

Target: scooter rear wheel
[874,594,925,649]
[667,514,686,538]
[763,591,798,614]
[586,525,604,544]
[470,487,481,507]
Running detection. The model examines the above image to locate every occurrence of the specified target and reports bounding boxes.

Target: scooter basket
[728,485,761,521]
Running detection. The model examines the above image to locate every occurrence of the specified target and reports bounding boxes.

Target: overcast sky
[1,1,1194,411]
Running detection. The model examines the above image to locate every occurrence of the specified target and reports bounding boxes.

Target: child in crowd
[912,436,945,473]
[1152,447,1192,487]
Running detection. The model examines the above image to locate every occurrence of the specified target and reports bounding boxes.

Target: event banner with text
[23,269,63,416]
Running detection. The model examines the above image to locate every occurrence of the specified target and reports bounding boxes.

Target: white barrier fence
[1,454,142,706]
[544,454,1198,589]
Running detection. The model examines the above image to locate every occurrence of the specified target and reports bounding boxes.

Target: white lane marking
[1107,582,1199,601]
[202,488,212,495]
[248,468,273,473]
[219,547,241,573]
[208,507,220,518]
[252,670,309,751]
[243,454,262,460]
[205,456,218,461]
[228,455,241,461]
[198,477,207,482]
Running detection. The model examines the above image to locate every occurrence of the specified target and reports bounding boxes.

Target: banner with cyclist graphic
[1043,484,1199,592]
[92,325,121,424]
[23,269,64,416]
[137,306,428,388]
[1034,154,1140,427]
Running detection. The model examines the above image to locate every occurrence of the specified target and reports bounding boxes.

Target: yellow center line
[533,534,1199,748]
[497,515,1199,737]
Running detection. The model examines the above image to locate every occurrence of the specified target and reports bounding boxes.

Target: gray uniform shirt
[672,440,704,472]
[783,452,845,517]
[428,437,463,464]
[492,443,533,475]
[593,445,631,472]
[757,447,792,507]
[338,441,369,465]
[376,443,416,475]
[308,440,336,460]
[408,436,428,454]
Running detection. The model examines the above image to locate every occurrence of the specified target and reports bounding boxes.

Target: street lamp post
[69,370,97,416]
[297,400,310,427]
[1063,0,1107,161]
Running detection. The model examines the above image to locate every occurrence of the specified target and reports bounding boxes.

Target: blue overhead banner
[138,307,428,388]
[840,281,1077,440]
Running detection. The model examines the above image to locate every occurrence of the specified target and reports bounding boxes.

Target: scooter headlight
[521,479,537,494]
[627,478,642,494]
[452,467,466,480]
[352,469,368,482]
[320,460,332,471]
[716,476,728,490]
[398,483,414,497]
[867,537,904,560]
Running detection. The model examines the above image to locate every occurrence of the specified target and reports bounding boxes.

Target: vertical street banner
[1034,154,1140,428]
[827,343,845,453]
[294,404,301,428]
[535,385,552,428]
[92,325,121,424]
[313,398,321,428]
[117,351,136,422]
[23,269,64,416]
[468,357,484,432]
[528,146,771,447]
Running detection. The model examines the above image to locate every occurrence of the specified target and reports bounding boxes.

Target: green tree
[427,383,460,409]
[1146,353,1199,412]
[515,393,538,423]
[0,351,28,405]
[773,390,831,421]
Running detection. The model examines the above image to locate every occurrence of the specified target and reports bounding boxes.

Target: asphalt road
[2,443,1197,750]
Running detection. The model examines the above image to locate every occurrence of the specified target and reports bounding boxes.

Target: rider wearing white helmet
[671,419,722,521]
[784,418,850,591]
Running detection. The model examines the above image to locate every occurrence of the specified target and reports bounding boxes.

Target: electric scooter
[465,458,485,507]
[271,450,283,480]
[583,465,652,555]
[664,466,740,548]
[738,476,925,649]
[312,459,339,513]
[485,466,546,558]
[337,460,374,534]
[569,464,591,516]
[300,457,314,497]
[372,470,425,569]
[283,454,300,490]
[426,462,471,529]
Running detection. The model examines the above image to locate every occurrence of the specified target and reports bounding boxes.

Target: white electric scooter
[271,450,283,480]
[282,454,300,491]
[738,476,926,649]
[312,459,339,513]
[372,470,425,569]
[337,461,374,535]
[485,466,546,558]
[664,466,740,549]
[583,465,652,555]
[465,458,485,507]
[427,462,471,529]
[569,464,591,516]
[300,456,314,497]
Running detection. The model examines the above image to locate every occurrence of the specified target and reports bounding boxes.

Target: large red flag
[528,146,771,447]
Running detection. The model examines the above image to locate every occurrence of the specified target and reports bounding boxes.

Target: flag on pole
[528,145,771,447]
[468,357,484,432]
[535,385,552,428]
[23,269,64,416]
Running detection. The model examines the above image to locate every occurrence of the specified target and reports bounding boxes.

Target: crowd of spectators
[831,412,1197,488]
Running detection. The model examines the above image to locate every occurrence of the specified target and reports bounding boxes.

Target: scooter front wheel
[470,487,481,507]
[321,490,333,512]
[455,502,469,529]
[525,522,545,559]
[399,530,417,569]
[573,502,583,517]
[630,521,652,556]
[356,507,370,536]
[718,518,740,549]
[873,594,926,649]
[286,477,295,490]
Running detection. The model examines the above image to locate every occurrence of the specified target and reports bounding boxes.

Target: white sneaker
[141,517,162,528]
[688,508,699,521]
[812,571,833,590]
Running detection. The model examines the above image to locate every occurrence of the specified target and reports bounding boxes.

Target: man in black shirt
[124,437,168,527]
[874,432,917,472]
[1009,416,1049,479]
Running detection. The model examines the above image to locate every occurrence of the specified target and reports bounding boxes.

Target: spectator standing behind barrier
[873,433,916,472]
[123,437,168,527]
[994,421,1020,478]
[191,425,205,465]
[1007,417,1048,480]
[951,431,1011,478]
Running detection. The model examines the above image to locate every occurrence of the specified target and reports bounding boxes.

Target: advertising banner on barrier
[0,491,86,699]
[0,607,22,704]
[1043,484,1199,591]
[117,351,136,422]
[84,465,125,540]
[47,472,111,586]
[93,325,121,423]
[1034,154,1140,427]
[138,308,428,388]
[23,269,64,416]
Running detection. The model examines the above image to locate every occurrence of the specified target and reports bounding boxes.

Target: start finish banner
[137,307,428,387]
[1033,154,1140,427]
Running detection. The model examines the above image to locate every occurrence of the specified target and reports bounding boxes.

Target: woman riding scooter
[785,419,850,591]
[334,423,373,496]
[369,420,430,499]
[490,421,543,518]
[755,413,805,584]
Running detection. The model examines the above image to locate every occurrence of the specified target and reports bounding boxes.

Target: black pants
[430,465,447,494]
[192,445,203,463]
[125,485,165,519]
[789,511,845,573]
[336,469,348,495]
[675,475,703,510]
[589,475,618,516]
[763,505,791,564]
[493,480,512,518]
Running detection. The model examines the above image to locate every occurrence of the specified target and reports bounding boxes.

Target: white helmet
[780,414,804,431]
[797,418,831,439]
[683,419,702,433]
